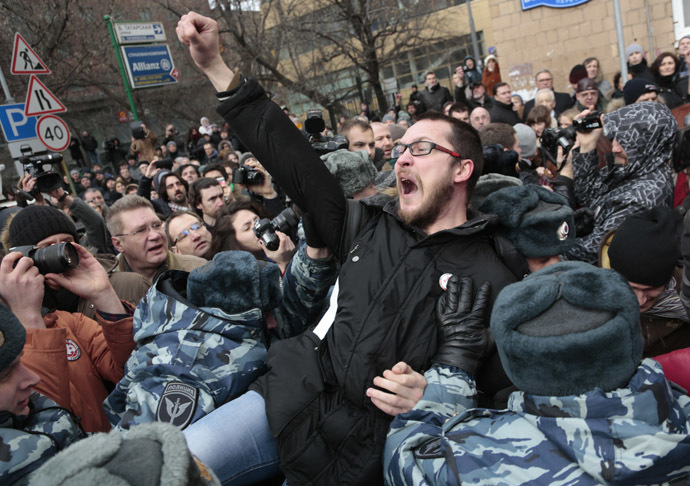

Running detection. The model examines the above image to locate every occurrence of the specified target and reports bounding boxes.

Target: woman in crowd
[651,52,685,109]
[526,105,552,141]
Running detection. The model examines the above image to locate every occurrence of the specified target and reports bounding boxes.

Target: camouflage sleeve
[1,393,84,484]
[384,365,478,486]
[273,244,337,339]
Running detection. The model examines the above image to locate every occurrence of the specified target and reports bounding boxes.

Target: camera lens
[32,242,79,274]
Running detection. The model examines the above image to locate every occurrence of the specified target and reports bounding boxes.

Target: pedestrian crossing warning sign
[24,76,66,116]
[11,33,51,75]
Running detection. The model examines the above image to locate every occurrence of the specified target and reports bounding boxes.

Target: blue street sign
[0,103,38,142]
[121,44,177,89]
[521,0,589,10]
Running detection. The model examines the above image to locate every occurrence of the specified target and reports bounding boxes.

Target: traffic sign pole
[105,15,139,121]
[0,65,14,103]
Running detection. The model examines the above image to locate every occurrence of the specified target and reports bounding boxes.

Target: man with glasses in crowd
[107,195,206,284]
[175,12,515,485]
[164,210,212,259]
[522,69,574,121]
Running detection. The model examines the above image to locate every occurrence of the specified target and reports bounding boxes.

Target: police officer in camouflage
[0,302,84,484]
[385,262,690,485]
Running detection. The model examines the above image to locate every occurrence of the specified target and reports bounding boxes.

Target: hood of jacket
[508,359,690,484]
[603,101,677,178]
[134,270,264,342]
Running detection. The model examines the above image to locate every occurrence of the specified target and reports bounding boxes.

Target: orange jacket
[22,310,134,433]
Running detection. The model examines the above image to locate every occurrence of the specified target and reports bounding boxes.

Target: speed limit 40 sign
[36,114,70,152]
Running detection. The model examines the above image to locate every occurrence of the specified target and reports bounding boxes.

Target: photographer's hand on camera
[0,253,46,329]
[144,160,162,180]
[261,231,295,273]
[244,160,278,199]
[47,186,73,209]
[43,243,125,315]
[19,175,45,205]
[574,109,603,154]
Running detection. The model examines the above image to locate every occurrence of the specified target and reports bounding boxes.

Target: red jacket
[23,309,134,433]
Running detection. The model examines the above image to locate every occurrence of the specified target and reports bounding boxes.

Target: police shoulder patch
[155,381,198,429]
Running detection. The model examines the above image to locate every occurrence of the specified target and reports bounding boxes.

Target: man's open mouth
[400,177,418,196]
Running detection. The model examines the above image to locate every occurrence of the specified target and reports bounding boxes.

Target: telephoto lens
[10,242,79,274]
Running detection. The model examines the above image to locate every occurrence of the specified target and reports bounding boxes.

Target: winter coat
[216,77,516,485]
[23,310,135,433]
[567,102,676,263]
[0,393,84,485]
[385,360,690,485]
[104,270,267,430]
[417,84,453,113]
[489,99,520,125]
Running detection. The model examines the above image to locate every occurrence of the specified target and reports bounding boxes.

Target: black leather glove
[434,276,492,375]
[574,207,595,238]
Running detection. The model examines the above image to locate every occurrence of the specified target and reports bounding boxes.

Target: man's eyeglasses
[175,222,204,244]
[391,141,461,159]
[114,222,164,239]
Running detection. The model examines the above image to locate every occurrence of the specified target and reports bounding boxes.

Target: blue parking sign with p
[0,103,38,142]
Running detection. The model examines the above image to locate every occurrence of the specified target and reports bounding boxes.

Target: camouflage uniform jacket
[103,270,268,430]
[385,359,690,485]
[0,392,84,485]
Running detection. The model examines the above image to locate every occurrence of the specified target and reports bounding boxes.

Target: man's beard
[172,191,187,203]
[397,174,454,230]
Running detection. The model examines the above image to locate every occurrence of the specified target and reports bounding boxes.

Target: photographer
[103,137,128,169]
[566,102,676,264]
[0,235,135,433]
[129,122,158,163]
[14,174,113,256]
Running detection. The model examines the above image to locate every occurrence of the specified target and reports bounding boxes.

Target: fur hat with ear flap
[491,261,642,396]
[0,301,26,374]
[187,251,282,314]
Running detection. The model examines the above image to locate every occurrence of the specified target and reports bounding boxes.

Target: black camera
[19,153,64,193]
[253,208,299,251]
[155,157,174,171]
[232,165,264,186]
[103,137,119,151]
[304,109,348,155]
[540,112,602,167]
[10,242,79,274]
[481,144,520,177]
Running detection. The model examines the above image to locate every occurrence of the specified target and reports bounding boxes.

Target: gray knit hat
[491,261,642,396]
[626,43,644,58]
[0,302,25,373]
[29,422,220,486]
[322,149,377,198]
[479,185,575,258]
[187,251,282,314]
[513,123,537,159]
[239,152,256,165]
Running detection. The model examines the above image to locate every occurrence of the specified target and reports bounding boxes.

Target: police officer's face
[0,355,40,416]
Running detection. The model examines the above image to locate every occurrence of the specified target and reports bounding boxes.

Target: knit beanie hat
[491,261,642,396]
[479,185,575,258]
[607,206,679,287]
[626,43,644,58]
[623,78,658,105]
[322,149,378,198]
[239,153,256,165]
[513,123,537,158]
[569,64,588,85]
[152,169,172,193]
[389,124,407,142]
[187,251,282,314]
[0,302,25,373]
[9,205,79,247]
[29,422,220,486]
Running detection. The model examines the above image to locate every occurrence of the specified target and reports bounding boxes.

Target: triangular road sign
[11,33,51,75]
[24,76,66,116]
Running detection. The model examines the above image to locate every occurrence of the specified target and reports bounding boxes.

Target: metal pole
[0,65,15,103]
[104,15,139,120]
[466,0,482,70]
[612,0,629,85]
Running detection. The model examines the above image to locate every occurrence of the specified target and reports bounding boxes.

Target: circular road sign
[37,114,71,152]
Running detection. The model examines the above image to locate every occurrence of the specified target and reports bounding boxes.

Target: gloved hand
[574,207,595,238]
[434,276,492,375]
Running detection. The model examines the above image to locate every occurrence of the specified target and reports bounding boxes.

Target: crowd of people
[1,10,690,486]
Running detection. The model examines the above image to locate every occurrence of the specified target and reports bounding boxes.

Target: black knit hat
[491,261,642,396]
[608,206,679,287]
[479,185,575,258]
[623,78,658,105]
[9,205,79,247]
[0,302,26,373]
